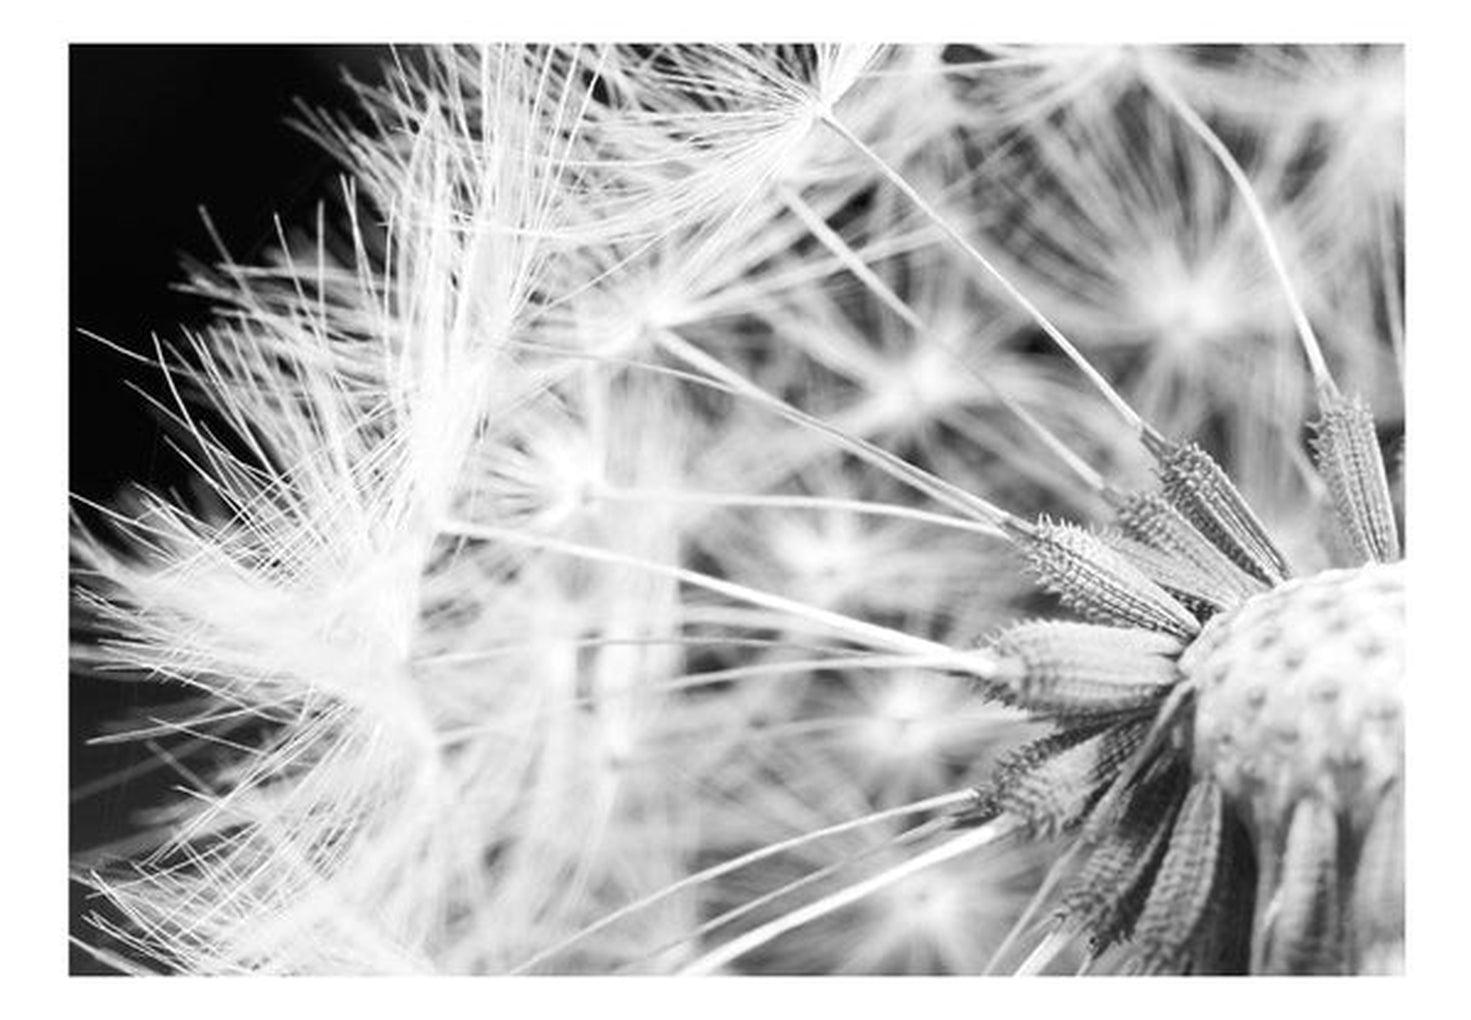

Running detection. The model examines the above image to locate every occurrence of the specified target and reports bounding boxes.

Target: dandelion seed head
[880,334,978,424]
[766,512,870,611]
[1127,241,1259,354]
[74,42,1403,976]
[868,863,986,964]
[467,401,608,533]
[845,671,992,787]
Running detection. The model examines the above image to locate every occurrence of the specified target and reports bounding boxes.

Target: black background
[69,45,392,973]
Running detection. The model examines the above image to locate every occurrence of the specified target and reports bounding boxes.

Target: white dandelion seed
[73,42,1402,976]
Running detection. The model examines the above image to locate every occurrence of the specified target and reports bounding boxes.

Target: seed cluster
[972,391,1403,974]
[70,44,1405,977]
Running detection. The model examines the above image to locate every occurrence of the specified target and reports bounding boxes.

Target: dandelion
[72,43,1402,976]
[671,44,1402,976]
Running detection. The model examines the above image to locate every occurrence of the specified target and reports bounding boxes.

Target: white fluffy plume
[72,43,1402,975]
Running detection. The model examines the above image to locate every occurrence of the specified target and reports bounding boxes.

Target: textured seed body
[1312,392,1401,565]
[1021,519,1202,639]
[1183,561,1404,834]
[992,621,1182,715]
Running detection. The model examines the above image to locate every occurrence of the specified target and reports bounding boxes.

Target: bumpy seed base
[1183,561,1404,834]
